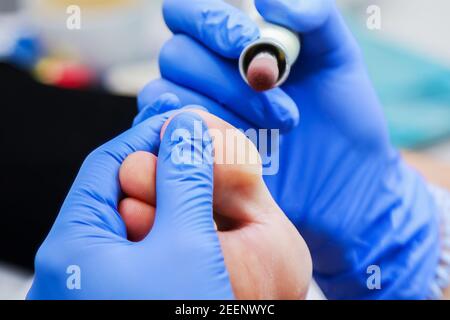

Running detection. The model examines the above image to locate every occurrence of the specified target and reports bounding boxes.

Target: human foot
[119,110,312,299]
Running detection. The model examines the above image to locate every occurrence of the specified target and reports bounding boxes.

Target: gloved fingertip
[154,111,215,235]
[137,79,172,112]
[255,0,332,33]
[261,90,300,132]
[216,10,260,58]
[280,111,301,132]
[133,93,182,127]
[163,0,259,58]
[160,111,213,166]
[132,106,150,127]
[157,93,183,113]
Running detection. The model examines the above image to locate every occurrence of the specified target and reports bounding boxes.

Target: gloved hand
[138,0,441,299]
[121,107,312,299]
[27,99,233,299]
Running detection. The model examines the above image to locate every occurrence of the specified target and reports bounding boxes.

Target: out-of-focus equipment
[1,0,170,93]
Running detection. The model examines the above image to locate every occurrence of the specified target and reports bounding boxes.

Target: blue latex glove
[138,0,441,299]
[27,100,234,299]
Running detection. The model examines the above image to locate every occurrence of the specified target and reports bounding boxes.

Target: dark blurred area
[0,63,136,270]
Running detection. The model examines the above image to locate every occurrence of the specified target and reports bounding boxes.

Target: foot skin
[119,110,312,300]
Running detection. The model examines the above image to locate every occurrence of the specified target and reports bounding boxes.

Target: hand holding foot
[119,110,312,299]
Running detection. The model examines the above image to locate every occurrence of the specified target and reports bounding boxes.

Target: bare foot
[119,110,312,299]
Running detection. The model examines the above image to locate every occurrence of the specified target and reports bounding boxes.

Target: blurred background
[1,0,449,299]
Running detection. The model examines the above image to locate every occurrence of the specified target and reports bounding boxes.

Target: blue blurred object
[0,1,43,69]
[349,19,450,148]
[8,32,43,68]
